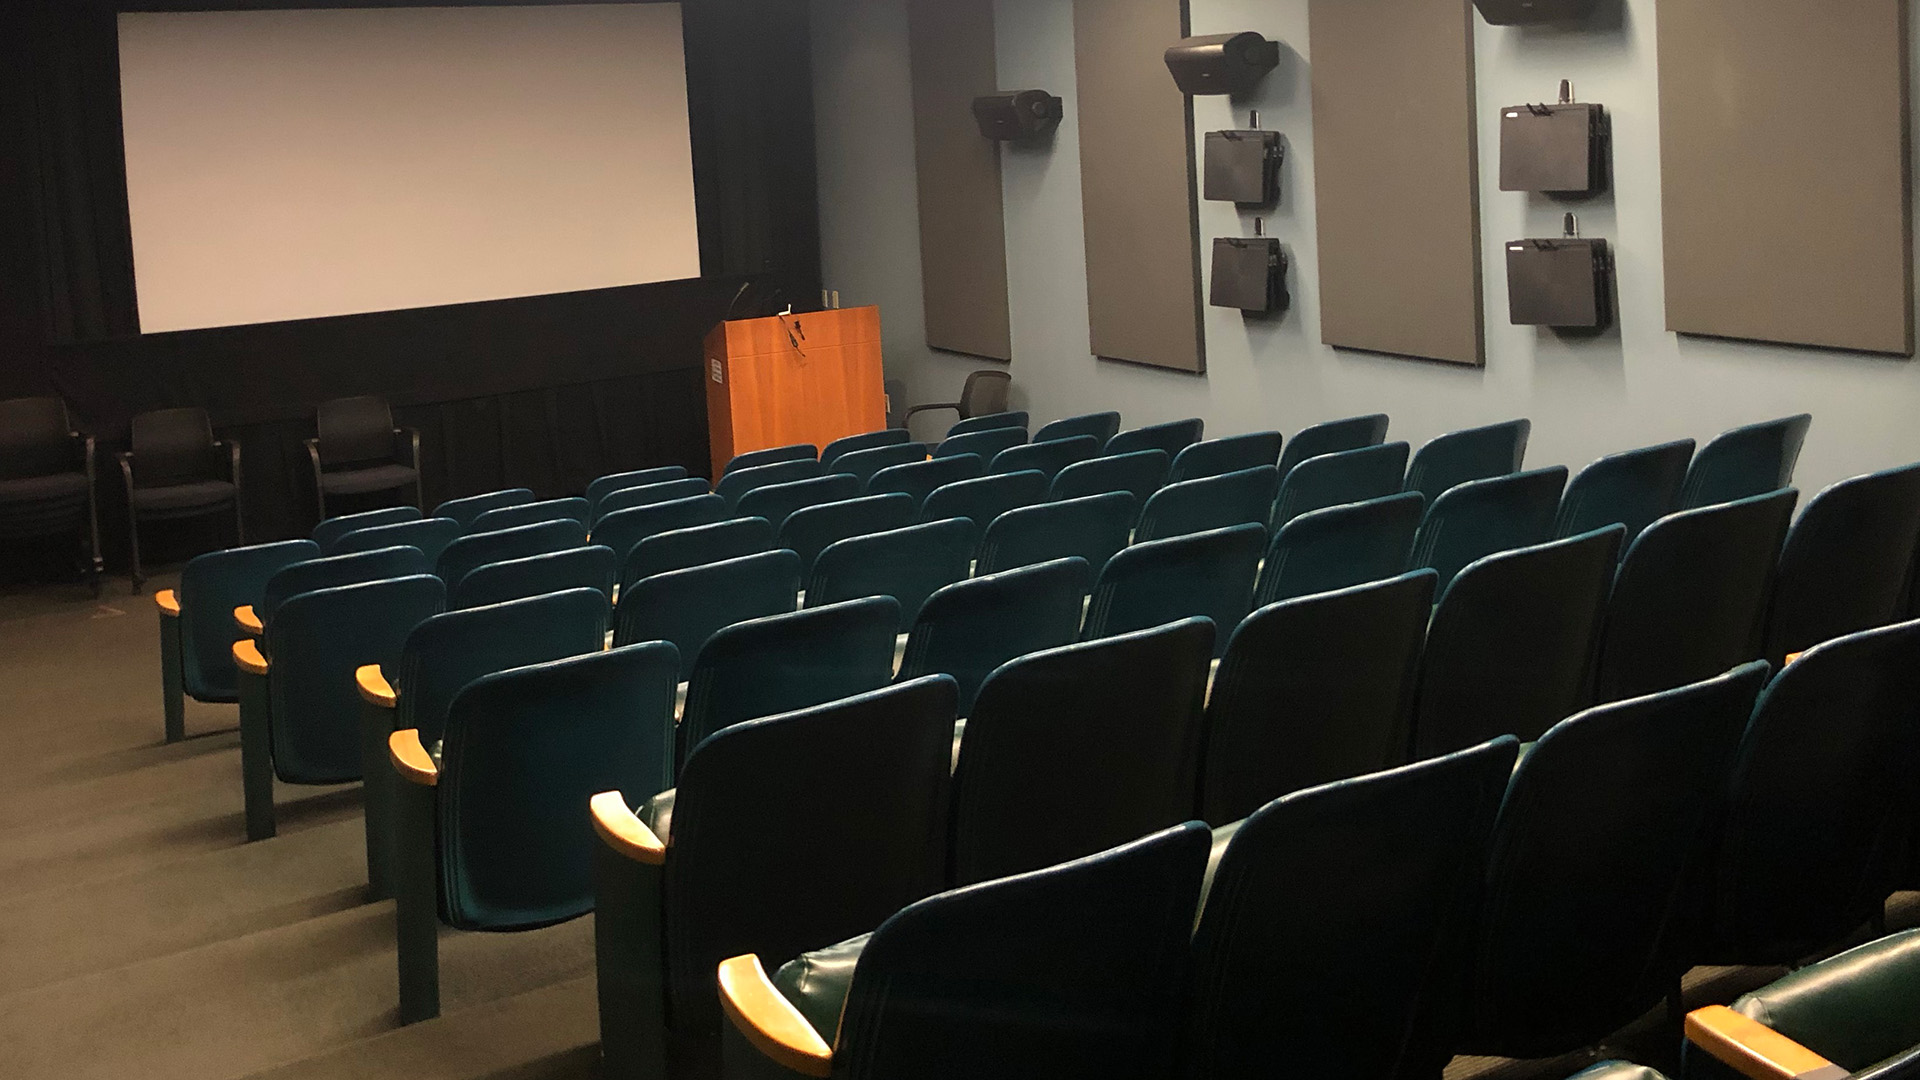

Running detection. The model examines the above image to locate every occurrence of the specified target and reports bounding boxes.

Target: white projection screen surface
[117,3,700,333]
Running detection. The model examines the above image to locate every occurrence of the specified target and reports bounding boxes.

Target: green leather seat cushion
[1731,928,1920,1073]
[640,788,676,840]
[1567,1063,1670,1080]
[773,933,871,1046]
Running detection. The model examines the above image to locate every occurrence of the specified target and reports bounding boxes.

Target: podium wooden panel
[704,307,887,479]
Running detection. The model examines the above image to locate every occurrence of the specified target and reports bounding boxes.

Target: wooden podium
[703,306,887,479]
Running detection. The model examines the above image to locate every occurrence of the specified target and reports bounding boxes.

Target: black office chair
[0,396,102,592]
[307,395,423,519]
[119,407,242,594]
[902,370,1013,437]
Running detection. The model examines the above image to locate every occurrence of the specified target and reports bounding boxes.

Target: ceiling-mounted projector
[1164,33,1280,96]
[1473,0,1600,25]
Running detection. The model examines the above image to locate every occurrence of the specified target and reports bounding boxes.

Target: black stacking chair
[1456,663,1771,1061]
[950,618,1213,885]
[778,494,916,576]
[898,558,1093,716]
[934,426,1027,462]
[1200,571,1437,824]
[1271,442,1412,530]
[1189,738,1516,1080]
[307,395,421,518]
[917,468,1046,528]
[1253,491,1425,606]
[1135,465,1280,543]
[902,370,1013,435]
[733,474,861,532]
[1106,417,1203,458]
[1081,523,1265,658]
[806,519,976,624]
[1171,430,1284,483]
[1411,528,1624,760]
[1594,489,1798,703]
[1275,413,1390,477]
[611,550,802,680]
[1762,463,1920,666]
[1034,411,1123,446]
[1410,466,1568,595]
[1403,419,1531,505]
[120,406,243,593]
[1681,414,1812,510]
[821,428,910,469]
[1556,440,1695,544]
[975,491,1134,576]
[0,396,101,591]
[627,518,777,585]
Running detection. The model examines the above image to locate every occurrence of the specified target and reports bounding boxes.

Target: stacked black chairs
[1171,430,1284,483]
[307,395,422,518]
[716,459,828,510]
[1762,463,1920,666]
[1034,410,1122,446]
[1411,528,1624,760]
[247,546,434,640]
[1594,489,1798,703]
[806,519,976,624]
[1135,465,1280,543]
[777,494,916,576]
[331,517,462,565]
[314,506,421,554]
[1106,417,1203,458]
[1048,449,1171,518]
[1275,413,1390,477]
[627,518,777,584]
[1680,414,1812,510]
[436,519,589,597]
[988,435,1100,481]
[1555,440,1695,544]
[832,442,927,489]
[155,540,318,742]
[897,557,1093,716]
[902,370,1013,434]
[120,406,243,593]
[469,496,590,534]
[1199,572,1436,824]
[1402,418,1531,505]
[916,467,1044,528]
[934,426,1026,462]
[1270,442,1411,530]
[432,489,533,532]
[868,453,987,508]
[1409,466,1568,594]
[593,478,711,527]
[1080,523,1264,657]
[821,428,909,468]
[1253,491,1425,606]
[594,678,958,1080]
[723,444,817,476]
[388,642,681,1023]
[585,467,688,510]
[975,491,1134,576]
[612,550,803,679]
[0,396,101,590]
[596,495,729,582]
[449,546,618,609]
[733,474,861,532]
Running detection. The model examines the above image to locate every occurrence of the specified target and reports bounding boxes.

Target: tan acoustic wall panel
[1073,0,1204,373]
[1308,0,1483,366]
[1658,1,1913,356]
[908,0,1013,362]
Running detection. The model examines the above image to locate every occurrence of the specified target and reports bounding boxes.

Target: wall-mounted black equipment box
[1211,237,1288,314]
[1166,33,1280,96]
[1500,85,1608,195]
[1204,130,1283,206]
[973,91,1064,141]
[1507,234,1613,329]
[1474,0,1599,25]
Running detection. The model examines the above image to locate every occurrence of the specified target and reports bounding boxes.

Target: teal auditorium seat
[733,474,861,531]
[1556,440,1695,544]
[806,519,976,624]
[235,575,446,842]
[331,516,462,565]
[594,495,728,571]
[1403,418,1531,505]
[612,550,802,680]
[898,557,1093,715]
[722,443,816,476]
[1410,466,1568,594]
[723,824,1210,1080]
[1763,463,1920,666]
[261,546,432,633]
[1411,528,1624,760]
[1271,442,1412,529]
[436,519,587,593]
[1049,448,1171,516]
[1189,738,1516,1080]
[314,506,420,554]
[777,493,916,575]
[821,428,909,468]
[1253,491,1424,606]
[945,409,1027,436]
[950,618,1213,885]
[593,677,958,1080]
[934,426,1026,462]
[432,489,535,531]
[449,545,617,609]
[1034,411,1122,445]
[1171,430,1284,483]
[1106,417,1203,458]
[469,497,590,534]
[976,491,1134,576]
[1570,1065,1670,1080]
[1595,489,1798,703]
[389,642,681,1023]
[1082,523,1264,657]
[1135,465,1280,542]
[625,517,776,586]
[829,442,926,489]
[1275,413,1390,477]
[1457,663,1771,1060]
[677,597,901,770]
[1680,413,1812,510]
[869,453,986,509]
[715,459,826,509]
[989,435,1100,481]
[158,539,319,740]
[585,466,688,509]
[920,469,1048,530]
[593,478,711,526]
[1200,571,1437,824]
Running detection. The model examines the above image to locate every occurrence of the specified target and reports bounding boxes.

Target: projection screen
[117,3,700,334]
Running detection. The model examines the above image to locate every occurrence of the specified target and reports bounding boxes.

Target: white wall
[812,0,1920,497]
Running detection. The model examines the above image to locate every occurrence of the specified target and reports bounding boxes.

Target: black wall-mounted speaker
[1473,0,1599,25]
[1204,131,1284,206]
[1165,33,1280,96]
[1211,238,1289,315]
[972,91,1064,141]
[1507,237,1613,329]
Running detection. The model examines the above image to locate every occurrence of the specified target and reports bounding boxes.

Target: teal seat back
[438,642,680,930]
[1414,528,1624,760]
[1033,411,1122,445]
[1709,620,1920,966]
[1191,738,1517,1080]
[988,434,1099,480]
[1255,491,1425,606]
[1681,413,1812,510]
[1272,442,1411,529]
[593,494,727,569]
[734,474,861,531]
[1083,523,1265,658]
[1136,465,1280,543]
[899,557,1093,715]
[870,453,987,508]
[722,443,817,477]
[1276,413,1390,477]
[920,469,1048,531]
[624,517,776,589]
[976,490,1134,576]
[1412,466,1568,594]
[612,549,802,680]
[450,545,617,609]
[1106,417,1203,458]
[394,587,609,747]
[331,517,461,564]
[1201,571,1436,824]
[715,458,825,509]
[807,518,977,624]
[1404,419,1531,505]
[266,575,447,783]
[830,442,927,489]
[592,478,710,526]
[179,539,320,700]
[778,493,916,575]
[952,618,1213,885]
[1596,489,1798,703]
[1049,449,1171,516]
[946,409,1026,436]
[469,497,589,534]
[1763,463,1920,665]
[1464,663,1770,1058]
[1556,440,1695,543]
[1171,430,1284,483]
[436,519,587,593]
[678,596,900,768]
[822,428,910,468]
[313,507,420,554]
[432,489,534,531]
[1704,929,1920,1077]
[585,466,687,509]
[262,545,431,628]
[934,427,1025,462]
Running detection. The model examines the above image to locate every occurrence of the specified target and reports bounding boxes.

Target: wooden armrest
[234,605,263,635]
[1685,1005,1851,1080]
[717,954,834,1078]
[232,639,269,676]
[357,664,396,708]
[155,589,181,617]
[1784,652,1804,667]
[389,729,438,786]
[590,791,666,866]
